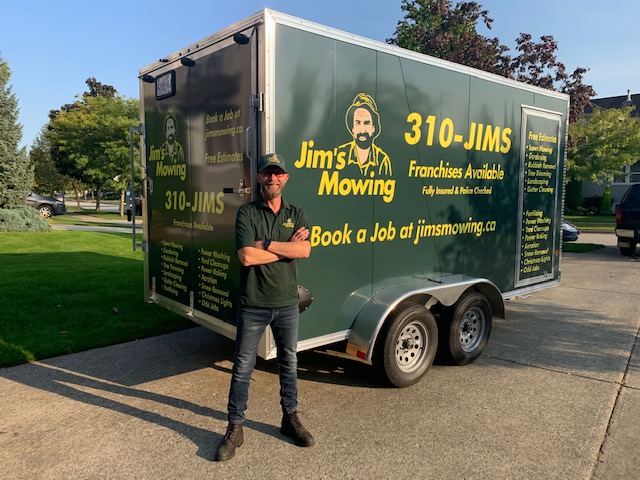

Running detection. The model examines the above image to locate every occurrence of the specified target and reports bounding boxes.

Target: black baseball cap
[258,153,287,173]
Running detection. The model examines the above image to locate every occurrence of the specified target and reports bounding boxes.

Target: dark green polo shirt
[235,196,309,308]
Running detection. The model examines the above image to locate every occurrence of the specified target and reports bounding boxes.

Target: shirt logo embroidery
[283,218,295,228]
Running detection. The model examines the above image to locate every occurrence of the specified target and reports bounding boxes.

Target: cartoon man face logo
[352,107,376,149]
[341,93,392,176]
[161,108,185,164]
[165,116,177,145]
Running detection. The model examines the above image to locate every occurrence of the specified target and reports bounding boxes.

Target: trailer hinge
[223,178,251,195]
[150,277,158,302]
[223,187,252,194]
[251,92,265,112]
[188,291,195,317]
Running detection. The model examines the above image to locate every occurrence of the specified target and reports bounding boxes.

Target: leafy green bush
[582,195,602,215]
[600,185,612,214]
[0,206,51,232]
[564,179,582,213]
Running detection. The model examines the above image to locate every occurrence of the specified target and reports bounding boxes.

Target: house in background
[581,90,640,212]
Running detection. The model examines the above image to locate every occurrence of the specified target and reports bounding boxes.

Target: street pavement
[0,234,638,479]
[576,231,617,247]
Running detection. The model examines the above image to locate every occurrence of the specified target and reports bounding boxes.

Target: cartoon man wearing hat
[160,108,185,164]
[216,153,314,461]
[338,93,392,176]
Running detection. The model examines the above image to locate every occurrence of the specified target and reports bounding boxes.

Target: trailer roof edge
[139,8,569,102]
[264,9,569,101]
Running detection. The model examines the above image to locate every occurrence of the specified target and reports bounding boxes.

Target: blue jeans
[227,304,299,424]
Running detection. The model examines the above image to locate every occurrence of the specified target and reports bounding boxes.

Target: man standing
[216,153,313,461]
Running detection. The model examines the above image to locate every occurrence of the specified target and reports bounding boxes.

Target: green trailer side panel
[462,78,530,288]
[274,25,377,339]
[272,23,567,341]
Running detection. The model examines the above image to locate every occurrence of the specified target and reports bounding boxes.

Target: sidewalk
[0,244,638,478]
[52,214,141,233]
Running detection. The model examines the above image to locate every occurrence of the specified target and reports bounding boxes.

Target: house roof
[586,91,639,116]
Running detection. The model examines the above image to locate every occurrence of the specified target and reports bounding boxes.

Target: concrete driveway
[1,244,638,479]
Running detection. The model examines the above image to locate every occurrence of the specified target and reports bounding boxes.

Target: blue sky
[2,0,638,150]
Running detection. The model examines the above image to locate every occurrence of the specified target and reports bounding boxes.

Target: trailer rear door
[515,107,563,287]
[141,28,258,334]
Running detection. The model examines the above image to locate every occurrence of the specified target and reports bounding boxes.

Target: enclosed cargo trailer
[135,9,569,386]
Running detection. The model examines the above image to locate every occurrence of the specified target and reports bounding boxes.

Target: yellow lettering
[318,170,395,203]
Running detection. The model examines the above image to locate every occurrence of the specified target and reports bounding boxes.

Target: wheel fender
[346,276,504,363]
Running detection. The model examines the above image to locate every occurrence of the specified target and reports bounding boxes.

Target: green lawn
[563,243,605,253]
[565,215,615,232]
[0,209,614,369]
[0,230,193,368]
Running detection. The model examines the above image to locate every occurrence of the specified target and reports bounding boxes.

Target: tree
[388,0,510,76]
[47,79,140,213]
[30,127,66,195]
[388,0,595,121]
[507,34,595,124]
[0,54,33,208]
[567,106,640,183]
[84,77,117,99]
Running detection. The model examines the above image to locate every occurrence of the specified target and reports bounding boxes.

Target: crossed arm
[237,227,311,267]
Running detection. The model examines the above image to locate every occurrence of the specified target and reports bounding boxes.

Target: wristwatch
[263,239,271,250]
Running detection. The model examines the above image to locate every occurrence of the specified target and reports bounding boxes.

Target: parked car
[561,221,580,242]
[615,184,640,256]
[125,191,142,221]
[25,191,66,218]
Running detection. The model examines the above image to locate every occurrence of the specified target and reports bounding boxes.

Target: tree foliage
[388,0,510,76]
[30,126,66,195]
[507,33,595,123]
[388,0,595,122]
[567,106,640,183]
[0,54,33,209]
[47,79,140,211]
[84,77,117,99]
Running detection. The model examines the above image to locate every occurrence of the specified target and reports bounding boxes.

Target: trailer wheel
[373,302,438,388]
[440,292,492,366]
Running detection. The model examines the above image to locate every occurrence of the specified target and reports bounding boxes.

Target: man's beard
[261,182,283,200]
[355,132,373,149]
[167,134,175,145]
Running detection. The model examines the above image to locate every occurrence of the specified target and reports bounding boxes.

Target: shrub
[582,195,602,214]
[564,180,582,212]
[0,206,52,232]
[600,185,612,214]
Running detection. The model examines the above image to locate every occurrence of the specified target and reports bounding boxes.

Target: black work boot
[281,411,315,447]
[215,423,244,461]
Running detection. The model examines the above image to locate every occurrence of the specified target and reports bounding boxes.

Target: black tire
[38,204,54,218]
[620,243,636,256]
[373,302,438,388]
[439,292,492,366]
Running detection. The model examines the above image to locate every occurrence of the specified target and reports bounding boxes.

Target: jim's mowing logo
[148,108,187,181]
[293,93,395,203]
